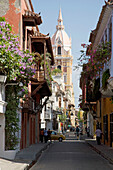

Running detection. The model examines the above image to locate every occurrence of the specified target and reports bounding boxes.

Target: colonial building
[80,0,113,146]
[0,0,54,159]
[51,9,75,124]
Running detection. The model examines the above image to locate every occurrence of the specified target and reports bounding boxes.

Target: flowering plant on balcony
[0,17,36,85]
[76,42,111,78]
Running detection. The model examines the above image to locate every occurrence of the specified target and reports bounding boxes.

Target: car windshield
[51,131,57,135]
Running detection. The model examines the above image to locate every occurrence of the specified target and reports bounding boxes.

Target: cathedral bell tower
[51,9,75,105]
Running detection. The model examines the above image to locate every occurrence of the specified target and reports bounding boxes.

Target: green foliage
[39,52,53,84]
[76,42,111,79]
[0,17,6,22]
[102,69,110,89]
[46,79,51,86]
[59,114,67,122]
[0,18,35,83]
[77,110,80,120]
[52,68,62,75]
[5,86,20,150]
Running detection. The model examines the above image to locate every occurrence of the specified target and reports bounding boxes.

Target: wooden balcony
[34,60,52,87]
[31,65,52,98]
[22,97,35,113]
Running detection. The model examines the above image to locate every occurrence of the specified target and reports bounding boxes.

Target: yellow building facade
[101,98,113,147]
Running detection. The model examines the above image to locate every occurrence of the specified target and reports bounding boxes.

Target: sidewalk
[0,142,51,170]
[85,135,113,165]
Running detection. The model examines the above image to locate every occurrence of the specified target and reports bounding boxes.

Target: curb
[87,142,113,165]
[25,142,51,170]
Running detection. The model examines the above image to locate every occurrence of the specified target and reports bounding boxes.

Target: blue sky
[32,0,105,108]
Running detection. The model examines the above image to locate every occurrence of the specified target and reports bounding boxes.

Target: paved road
[30,133,113,170]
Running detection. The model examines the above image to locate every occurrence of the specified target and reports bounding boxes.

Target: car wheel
[59,137,63,142]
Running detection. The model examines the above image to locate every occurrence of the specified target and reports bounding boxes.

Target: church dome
[51,9,71,49]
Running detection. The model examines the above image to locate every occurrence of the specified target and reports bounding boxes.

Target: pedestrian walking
[87,127,90,137]
[48,129,51,142]
[44,128,48,143]
[95,127,102,145]
[40,129,44,143]
[85,126,87,133]
[76,126,80,140]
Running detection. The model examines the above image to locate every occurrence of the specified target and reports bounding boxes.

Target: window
[58,46,61,55]
[57,65,61,70]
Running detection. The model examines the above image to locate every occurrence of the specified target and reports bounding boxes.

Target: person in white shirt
[95,127,102,145]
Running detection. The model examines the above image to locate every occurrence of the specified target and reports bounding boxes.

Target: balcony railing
[22,97,35,112]
[34,60,52,87]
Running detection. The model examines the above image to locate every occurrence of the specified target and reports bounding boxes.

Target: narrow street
[30,132,113,170]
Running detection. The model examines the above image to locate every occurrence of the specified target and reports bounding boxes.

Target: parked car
[50,130,65,142]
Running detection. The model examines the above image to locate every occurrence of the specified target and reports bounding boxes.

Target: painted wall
[101,97,113,146]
